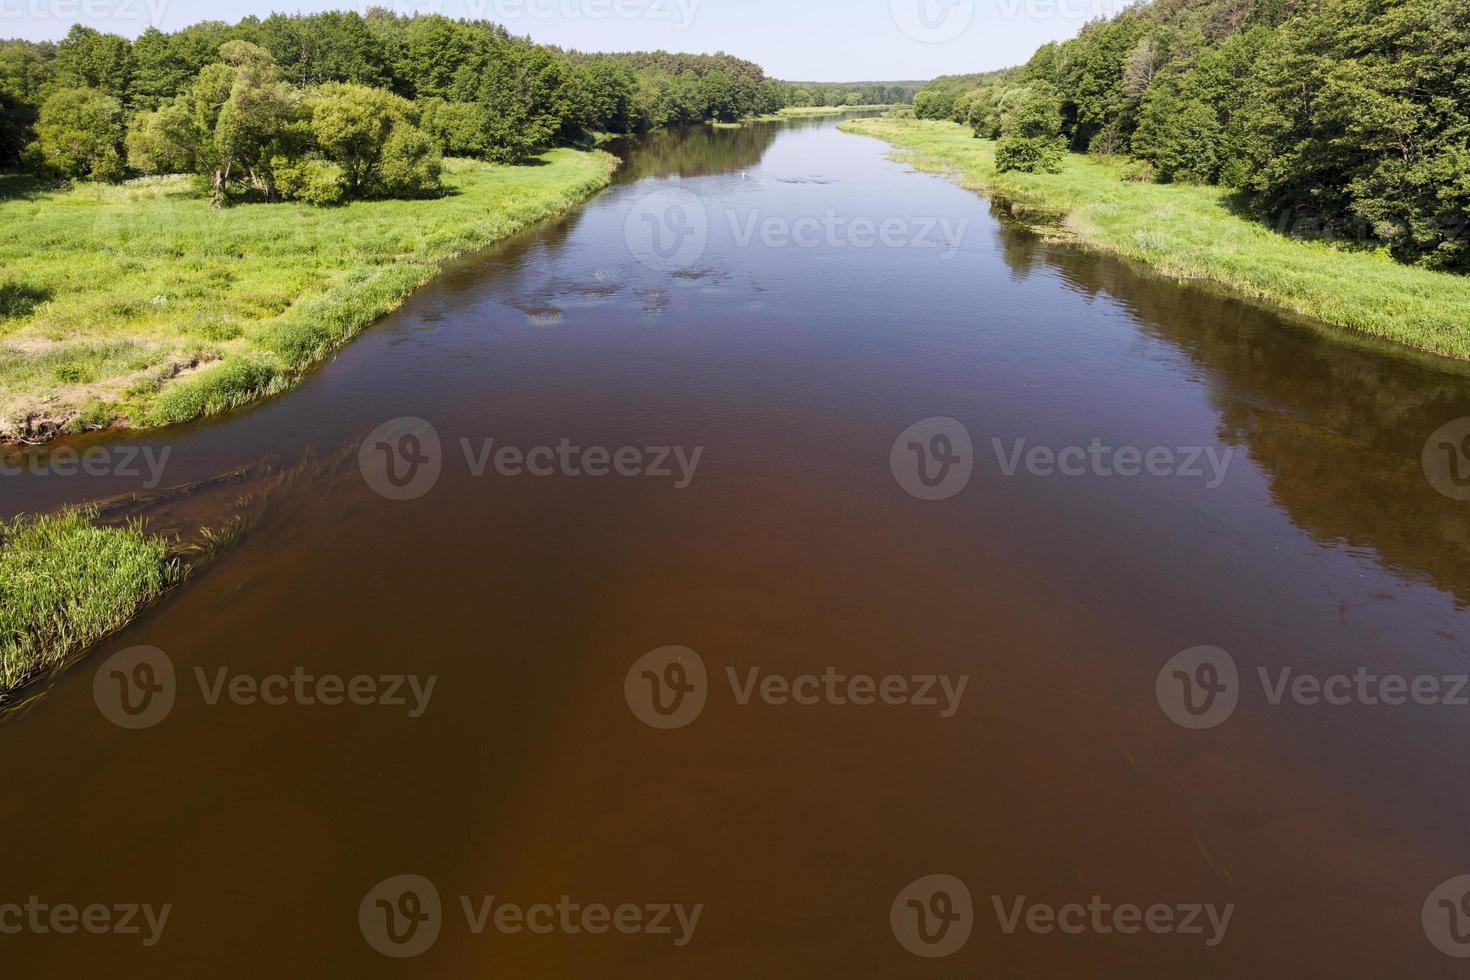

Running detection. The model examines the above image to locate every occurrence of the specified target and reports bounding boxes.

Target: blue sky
[3,0,1135,81]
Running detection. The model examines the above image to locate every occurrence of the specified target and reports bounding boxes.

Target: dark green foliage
[783,80,919,108]
[51,25,134,101]
[28,86,126,181]
[915,0,1470,272]
[1234,0,1470,270]
[5,9,795,195]
[1133,91,1222,182]
[995,88,1067,174]
[272,157,347,206]
[256,11,392,88]
[376,125,442,198]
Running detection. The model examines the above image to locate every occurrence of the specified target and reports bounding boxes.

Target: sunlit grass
[0,149,619,440]
[842,118,1470,359]
[0,509,178,696]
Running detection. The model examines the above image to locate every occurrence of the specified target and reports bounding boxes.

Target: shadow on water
[992,207,1470,607]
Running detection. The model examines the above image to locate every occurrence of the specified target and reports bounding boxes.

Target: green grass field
[0,149,618,442]
[842,118,1470,359]
[0,509,177,698]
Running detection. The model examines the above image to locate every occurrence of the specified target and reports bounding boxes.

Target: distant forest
[0,11,911,205]
[913,0,1469,272]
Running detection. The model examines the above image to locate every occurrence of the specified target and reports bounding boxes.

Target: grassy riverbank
[842,118,1470,359]
[0,149,618,443]
[0,509,177,698]
[748,105,896,123]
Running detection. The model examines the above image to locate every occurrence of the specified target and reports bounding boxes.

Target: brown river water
[4,114,1470,977]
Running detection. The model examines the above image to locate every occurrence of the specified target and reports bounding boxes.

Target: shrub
[995,88,1066,174]
[375,124,442,199]
[28,86,126,181]
[272,156,347,207]
[1121,158,1157,182]
[126,101,196,175]
[420,99,490,156]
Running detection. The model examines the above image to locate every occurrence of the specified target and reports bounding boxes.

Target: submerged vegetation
[843,117,1470,357]
[0,508,176,697]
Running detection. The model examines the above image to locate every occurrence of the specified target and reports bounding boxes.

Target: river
[3,113,1470,976]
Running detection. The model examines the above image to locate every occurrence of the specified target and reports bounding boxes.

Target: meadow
[842,118,1470,359]
[0,148,618,442]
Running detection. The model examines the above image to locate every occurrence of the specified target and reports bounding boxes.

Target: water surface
[4,114,1470,977]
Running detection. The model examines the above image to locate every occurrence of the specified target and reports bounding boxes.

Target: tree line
[782,81,922,108]
[0,10,804,204]
[913,0,1469,272]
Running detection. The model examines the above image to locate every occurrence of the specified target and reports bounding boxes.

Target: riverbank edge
[840,117,1470,360]
[0,509,178,705]
[709,106,898,128]
[2,149,621,446]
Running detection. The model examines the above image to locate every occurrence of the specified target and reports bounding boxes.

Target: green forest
[0,11,911,206]
[911,0,1469,272]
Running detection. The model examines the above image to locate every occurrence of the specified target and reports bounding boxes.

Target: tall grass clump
[0,509,178,697]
